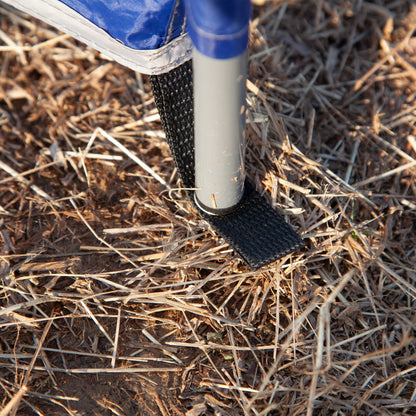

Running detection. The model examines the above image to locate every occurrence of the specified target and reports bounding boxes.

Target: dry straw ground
[0,0,416,415]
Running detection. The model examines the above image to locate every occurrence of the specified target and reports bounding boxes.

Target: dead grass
[1,0,416,415]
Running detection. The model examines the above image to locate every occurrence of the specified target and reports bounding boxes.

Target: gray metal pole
[193,48,247,214]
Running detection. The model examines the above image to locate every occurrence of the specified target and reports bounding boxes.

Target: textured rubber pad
[149,61,304,270]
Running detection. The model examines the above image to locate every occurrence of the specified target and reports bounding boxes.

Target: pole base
[197,180,304,270]
[194,193,242,216]
[149,61,304,270]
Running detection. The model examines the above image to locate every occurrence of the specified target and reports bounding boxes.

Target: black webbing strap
[150,61,195,191]
[149,61,304,270]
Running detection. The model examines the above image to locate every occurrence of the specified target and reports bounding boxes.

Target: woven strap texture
[149,62,304,270]
[149,61,195,191]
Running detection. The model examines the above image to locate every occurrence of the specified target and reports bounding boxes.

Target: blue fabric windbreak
[184,0,251,59]
[60,0,185,50]
[4,0,251,71]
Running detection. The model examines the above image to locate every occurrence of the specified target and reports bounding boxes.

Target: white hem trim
[2,0,192,74]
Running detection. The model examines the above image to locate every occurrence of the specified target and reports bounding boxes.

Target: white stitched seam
[2,0,192,74]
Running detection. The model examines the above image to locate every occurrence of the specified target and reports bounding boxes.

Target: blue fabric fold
[60,0,185,50]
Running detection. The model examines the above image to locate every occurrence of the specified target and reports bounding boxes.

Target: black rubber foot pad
[149,61,304,269]
[198,181,304,270]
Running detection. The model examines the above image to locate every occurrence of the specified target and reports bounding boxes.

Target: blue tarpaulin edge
[1,0,192,74]
[59,0,186,50]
